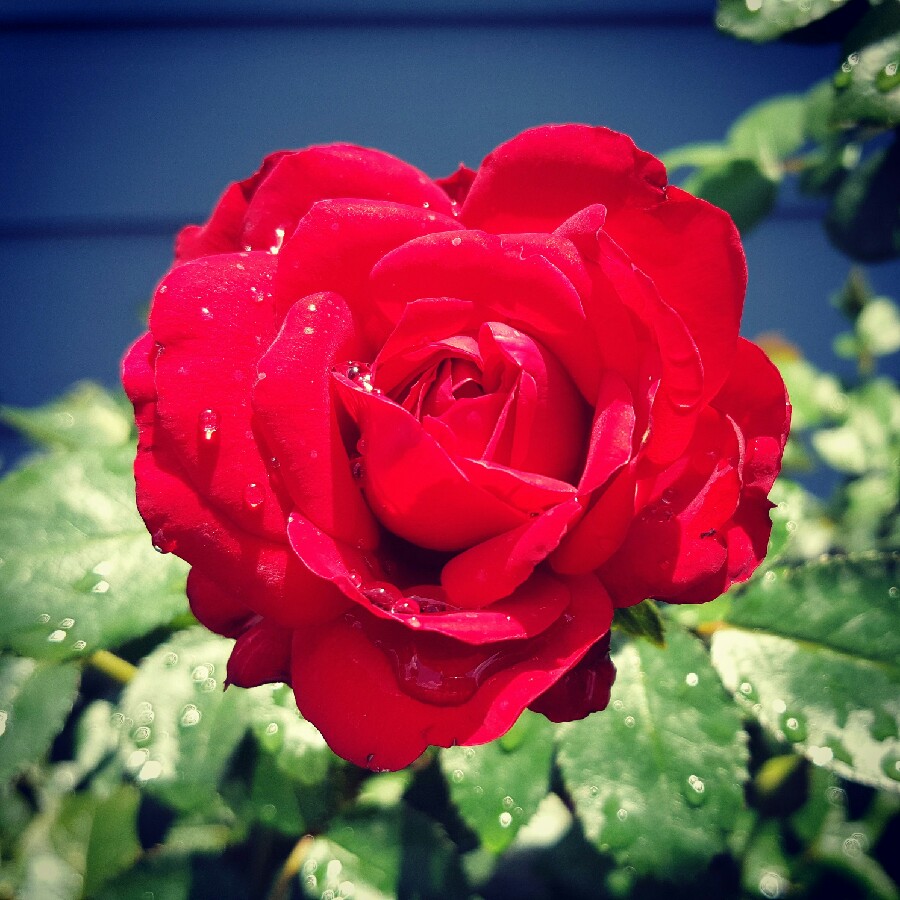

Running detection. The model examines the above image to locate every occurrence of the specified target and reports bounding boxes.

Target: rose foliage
[122,125,790,770]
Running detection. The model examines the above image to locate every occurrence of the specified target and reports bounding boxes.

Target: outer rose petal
[604,187,746,403]
[290,573,613,770]
[461,124,666,234]
[186,568,256,639]
[149,252,286,540]
[529,633,615,722]
[437,164,477,205]
[226,620,293,688]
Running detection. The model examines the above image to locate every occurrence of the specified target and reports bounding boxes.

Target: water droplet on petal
[243,483,265,510]
[152,529,177,554]
[198,409,219,443]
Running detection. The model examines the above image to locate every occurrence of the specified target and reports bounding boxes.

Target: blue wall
[1,2,898,464]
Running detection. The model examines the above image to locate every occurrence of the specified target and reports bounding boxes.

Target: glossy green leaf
[83,786,141,896]
[0,445,188,660]
[556,627,748,877]
[727,94,807,170]
[826,140,900,262]
[0,382,132,451]
[831,4,900,128]
[299,806,467,900]
[0,656,79,785]
[613,599,666,647]
[250,752,305,835]
[716,0,853,43]
[114,629,248,812]
[440,710,555,853]
[711,553,900,792]
[741,819,793,899]
[683,158,778,233]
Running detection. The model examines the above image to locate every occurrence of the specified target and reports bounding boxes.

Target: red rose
[123,126,790,770]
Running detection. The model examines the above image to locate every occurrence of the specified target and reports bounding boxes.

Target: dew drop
[265,722,279,736]
[73,640,87,652]
[192,664,212,682]
[38,613,50,624]
[889,586,898,598]
[198,409,219,443]
[59,617,75,629]
[138,760,163,782]
[180,704,201,727]
[616,808,629,821]
[499,812,512,828]
[163,651,179,668]
[685,672,699,687]
[502,795,514,809]
[780,712,808,742]
[133,725,151,742]
[474,785,484,796]
[152,529,177,554]
[452,769,464,783]
[624,715,635,728]
[243,483,265,510]
[612,699,624,711]
[463,747,476,760]
[347,571,363,588]
[47,629,66,643]
[758,871,787,899]
[451,236,462,246]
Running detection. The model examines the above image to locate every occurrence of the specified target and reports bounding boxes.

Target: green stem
[87,649,137,683]
[268,834,315,900]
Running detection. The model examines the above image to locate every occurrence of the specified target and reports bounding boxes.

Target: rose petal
[441,497,584,606]
[186,568,257,639]
[226,619,293,688]
[604,187,746,403]
[579,370,636,493]
[461,124,666,234]
[253,291,381,549]
[529,633,615,722]
[290,572,614,770]
[333,379,529,550]
[242,145,455,253]
[368,230,598,400]
[273,198,462,327]
[437,164,476,205]
[149,252,287,540]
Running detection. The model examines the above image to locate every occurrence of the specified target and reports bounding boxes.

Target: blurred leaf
[440,710,555,854]
[95,856,191,900]
[83,785,141,896]
[298,806,468,900]
[826,139,900,261]
[613,599,666,647]
[831,3,900,127]
[115,629,248,812]
[556,627,748,877]
[775,356,848,430]
[683,158,779,233]
[0,445,188,660]
[248,683,332,787]
[659,142,733,172]
[250,752,305,836]
[742,819,793,899]
[0,382,132,451]
[711,553,900,792]
[162,796,245,856]
[716,0,854,43]
[812,378,899,474]
[804,78,839,144]
[0,656,79,785]
[857,296,900,357]
[767,478,835,563]
[728,94,807,171]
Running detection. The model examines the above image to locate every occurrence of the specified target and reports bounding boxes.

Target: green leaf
[716,0,853,43]
[95,856,191,900]
[82,786,141,896]
[774,356,848,431]
[831,4,900,128]
[659,142,732,173]
[0,382,132,451]
[249,752,305,835]
[741,819,793,899]
[0,445,188,660]
[556,627,748,877]
[826,140,900,262]
[857,296,900,357]
[811,378,899,475]
[440,710,555,853]
[711,553,900,792]
[114,629,248,812]
[727,94,807,172]
[613,599,666,647]
[683,158,778,233]
[298,806,467,900]
[0,656,79,785]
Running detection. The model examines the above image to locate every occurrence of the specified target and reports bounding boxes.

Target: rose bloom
[123,125,790,770]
